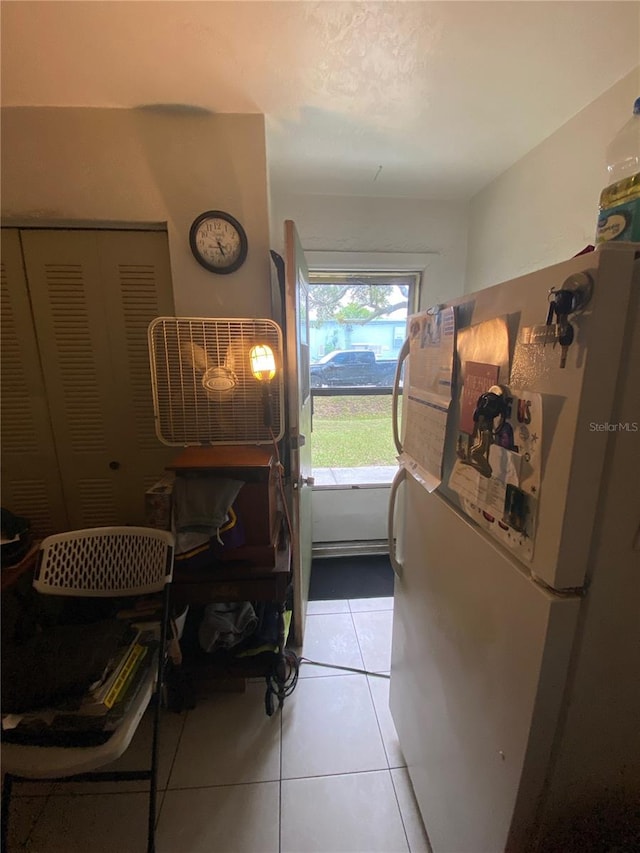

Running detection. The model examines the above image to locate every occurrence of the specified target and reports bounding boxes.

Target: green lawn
[311,396,398,467]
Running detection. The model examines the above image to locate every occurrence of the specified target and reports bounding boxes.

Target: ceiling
[1,1,638,200]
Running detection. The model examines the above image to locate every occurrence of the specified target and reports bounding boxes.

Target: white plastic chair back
[35,526,174,598]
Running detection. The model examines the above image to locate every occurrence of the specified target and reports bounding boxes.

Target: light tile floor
[6,597,431,853]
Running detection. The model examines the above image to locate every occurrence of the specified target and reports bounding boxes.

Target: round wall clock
[189,210,248,274]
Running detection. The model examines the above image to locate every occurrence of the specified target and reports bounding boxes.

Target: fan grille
[148,318,285,446]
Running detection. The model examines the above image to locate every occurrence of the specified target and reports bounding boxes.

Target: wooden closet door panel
[20,229,120,528]
[0,229,69,536]
[20,229,176,529]
[96,230,176,523]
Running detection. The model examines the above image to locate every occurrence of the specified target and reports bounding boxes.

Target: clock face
[189,211,248,274]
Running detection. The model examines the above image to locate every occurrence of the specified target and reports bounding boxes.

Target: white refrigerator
[388,241,640,852]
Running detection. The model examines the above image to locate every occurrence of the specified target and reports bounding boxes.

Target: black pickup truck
[310,349,398,388]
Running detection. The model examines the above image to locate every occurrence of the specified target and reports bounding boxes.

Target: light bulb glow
[250,344,276,382]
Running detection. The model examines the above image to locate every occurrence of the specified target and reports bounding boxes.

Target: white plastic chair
[1,526,174,853]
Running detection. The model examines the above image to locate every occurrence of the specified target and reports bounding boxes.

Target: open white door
[284,220,313,646]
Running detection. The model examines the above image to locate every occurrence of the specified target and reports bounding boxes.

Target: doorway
[307,270,419,557]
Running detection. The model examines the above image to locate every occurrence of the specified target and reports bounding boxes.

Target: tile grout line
[346,606,367,676]
[308,602,409,847]
[19,784,53,849]
[347,604,398,774]
[350,607,396,771]
[389,768,414,853]
[156,706,189,827]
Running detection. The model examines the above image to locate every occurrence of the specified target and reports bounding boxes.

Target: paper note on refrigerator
[406,307,456,399]
[448,390,542,561]
[400,307,456,488]
[400,393,451,492]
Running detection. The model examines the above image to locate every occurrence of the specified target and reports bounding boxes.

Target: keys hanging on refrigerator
[544,273,593,368]
[558,322,574,369]
[462,385,510,478]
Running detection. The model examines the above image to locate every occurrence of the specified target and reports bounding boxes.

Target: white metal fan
[148,317,285,446]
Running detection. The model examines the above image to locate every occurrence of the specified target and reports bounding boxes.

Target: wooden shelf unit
[167,446,293,711]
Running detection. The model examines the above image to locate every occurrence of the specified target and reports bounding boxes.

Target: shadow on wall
[535,792,640,852]
[133,103,227,215]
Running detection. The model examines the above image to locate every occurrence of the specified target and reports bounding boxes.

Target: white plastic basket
[35,526,174,597]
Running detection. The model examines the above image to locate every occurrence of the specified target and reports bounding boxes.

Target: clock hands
[203,239,227,258]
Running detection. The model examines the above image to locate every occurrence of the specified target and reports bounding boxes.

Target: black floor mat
[308,554,394,601]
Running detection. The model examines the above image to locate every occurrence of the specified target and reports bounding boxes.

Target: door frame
[284,221,314,646]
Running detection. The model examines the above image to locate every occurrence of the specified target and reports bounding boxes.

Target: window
[307,271,418,365]
[307,270,420,477]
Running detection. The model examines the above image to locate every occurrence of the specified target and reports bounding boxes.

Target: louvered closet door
[20,229,175,529]
[95,230,176,522]
[1,230,69,536]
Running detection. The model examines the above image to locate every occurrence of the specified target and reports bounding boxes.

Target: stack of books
[2,625,159,746]
[81,626,150,715]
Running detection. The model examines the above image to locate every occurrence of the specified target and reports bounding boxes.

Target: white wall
[465,68,640,293]
[1,107,273,318]
[270,192,469,307]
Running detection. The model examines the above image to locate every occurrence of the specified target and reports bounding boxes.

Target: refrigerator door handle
[388,466,406,578]
[392,337,410,454]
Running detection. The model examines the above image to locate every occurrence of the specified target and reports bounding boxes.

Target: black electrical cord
[264,649,300,715]
[263,653,390,714]
[299,657,390,679]
[277,649,301,697]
